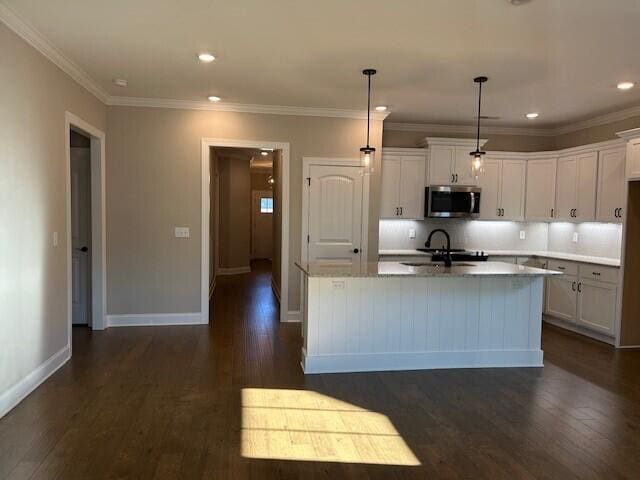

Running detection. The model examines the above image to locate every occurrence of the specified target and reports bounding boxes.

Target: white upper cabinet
[453,147,478,185]
[424,138,486,186]
[477,158,526,220]
[428,145,456,185]
[379,149,426,219]
[596,148,626,222]
[626,137,640,180]
[555,152,597,221]
[525,158,557,221]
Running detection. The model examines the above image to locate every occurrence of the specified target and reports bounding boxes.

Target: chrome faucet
[425,229,452,267]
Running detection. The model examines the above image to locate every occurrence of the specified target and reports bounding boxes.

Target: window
[260,197,273,214]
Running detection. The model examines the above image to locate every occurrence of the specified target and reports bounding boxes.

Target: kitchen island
[296,261,560,374]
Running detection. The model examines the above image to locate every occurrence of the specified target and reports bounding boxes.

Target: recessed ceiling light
[375,105,388,112]
[113,78,128,87]
[261,151,269,156]
[525,112,539,119]
[208,95,221,102]
[198,53,216,63]
[617,82,634,91]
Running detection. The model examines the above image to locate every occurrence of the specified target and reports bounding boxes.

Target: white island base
[298,262,552,374]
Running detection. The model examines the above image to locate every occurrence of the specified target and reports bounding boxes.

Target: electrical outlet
[174,227,190,238]
[572,232,579,243]
[332,280,345,290]
[519,230,526,240]
[408,228,416,239]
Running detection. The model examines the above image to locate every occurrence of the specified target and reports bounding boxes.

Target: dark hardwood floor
[1,259,640,479]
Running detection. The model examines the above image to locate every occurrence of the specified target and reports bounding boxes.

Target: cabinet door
[525,158,557,221]
[597,148,625,223]
[577,279,616,335]
[626,138,640,180]
[454,147,478,185]
[477,158,501,219]
[380,156,401,218]
[555,156,577,220]
[575,152,598,222]
[545,274,578,322]
[399,156,426,219]
[428,145,455,185]
[500,160,526,220]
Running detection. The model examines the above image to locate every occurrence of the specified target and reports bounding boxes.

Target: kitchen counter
[296,260,559,278]
[378,249,621,267]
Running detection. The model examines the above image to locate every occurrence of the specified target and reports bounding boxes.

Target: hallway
[1,261,640,479]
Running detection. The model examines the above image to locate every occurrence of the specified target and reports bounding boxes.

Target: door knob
[75,246,88,252]
[353,248,359,254]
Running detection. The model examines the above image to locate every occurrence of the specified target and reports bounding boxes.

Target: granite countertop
[378,249,621,267]
[296,260,561,278]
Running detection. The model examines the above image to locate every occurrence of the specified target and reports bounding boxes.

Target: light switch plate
[519,230,526,240]
[409,228,416,239]
[174,227,190,238]
[572,232,579,243]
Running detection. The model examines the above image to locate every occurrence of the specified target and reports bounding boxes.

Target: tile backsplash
[379,219,623,260]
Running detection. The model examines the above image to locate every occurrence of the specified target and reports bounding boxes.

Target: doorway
[65,112,106,341]
[251,190,274,260]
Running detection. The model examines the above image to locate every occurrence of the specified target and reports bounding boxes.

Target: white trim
[301,349,543,374]
[217,266,252,276]
[555,105,640,135]
[107,313,202,327]
[385,122,555,137]
[202,138,290,323]
[271,277,281,303]
[382,147,427,156]
[65,112,107,343]
[616,127,640,141]
[285,310,302,323]
[0,2,109,103]
[0,345,70,418]
[617,345,640,349]
[420,137,489,148]
[483,138,626,160]
[543,316,615,346]
[108,96,390,121]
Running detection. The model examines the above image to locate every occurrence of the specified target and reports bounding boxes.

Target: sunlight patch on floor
[241,388,420,466]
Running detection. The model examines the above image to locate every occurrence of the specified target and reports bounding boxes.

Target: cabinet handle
[551,208,554,218]
[572,281,576,291]
[577,282,582,293]
[399,206,403,216]
[557,266,566,270]
[614,208,619,218]
[501,208,505,217]
[455,174,459,183]
[592,272,601,276]
[451,174,455,183]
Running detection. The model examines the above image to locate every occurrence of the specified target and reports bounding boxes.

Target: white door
[525,158,557,221]
[398,156,425,219]
[575,152,598,222]
[477,158,501,219]
[428,145,455,185]
[379,155,401,218]
[307,165,363,264]
[454,147,477,185]
[500,160,526,220]
[577,280,617,335]
[597,148,626,222]
[251,190,273,260]
[555,156,577,220]
[71,147,91,325]
[545,275,577,323]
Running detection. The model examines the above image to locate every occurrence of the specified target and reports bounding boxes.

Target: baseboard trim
[106,313,204,327]
[301,348,544,374]
[0,345,70,418]
[284,310,301,323]
[543,315,615,345]
[216,266,251,276]
[271,278,281,303]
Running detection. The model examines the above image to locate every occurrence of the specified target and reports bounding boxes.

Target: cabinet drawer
[546,260,578,276]
[579,264,619,284]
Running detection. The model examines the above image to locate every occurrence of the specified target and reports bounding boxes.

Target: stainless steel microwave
[425,186,481,218]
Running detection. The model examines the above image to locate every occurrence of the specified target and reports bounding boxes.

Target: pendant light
[470,76,488,179]
[360,68,377,175]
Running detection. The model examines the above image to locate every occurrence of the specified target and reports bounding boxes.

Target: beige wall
[106,106,383,314]
[0,22,106,398]
[553,115,640,150]
[218,157,251,269]
[382,128,555,152]
[251,171,272,191]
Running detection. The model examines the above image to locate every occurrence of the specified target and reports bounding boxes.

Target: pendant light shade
[470,76,488,179]
[360,69,377,175]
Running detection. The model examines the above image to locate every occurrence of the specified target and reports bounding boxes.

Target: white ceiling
[4,0,640,127]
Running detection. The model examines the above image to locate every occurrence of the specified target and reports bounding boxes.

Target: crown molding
[0,1,109,103]
[107,96,390,120]
[553,104,640,135]
[384,122,555,137]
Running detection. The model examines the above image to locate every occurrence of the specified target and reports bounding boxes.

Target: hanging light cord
[366,72,371,148]
[475,80,482,152]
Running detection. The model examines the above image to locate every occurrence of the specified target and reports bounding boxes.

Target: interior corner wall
[382,128,555,152]
[105,106,383,315]
[0,21,106,402]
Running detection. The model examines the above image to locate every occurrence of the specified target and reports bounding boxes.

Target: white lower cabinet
[544,260,618,339]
